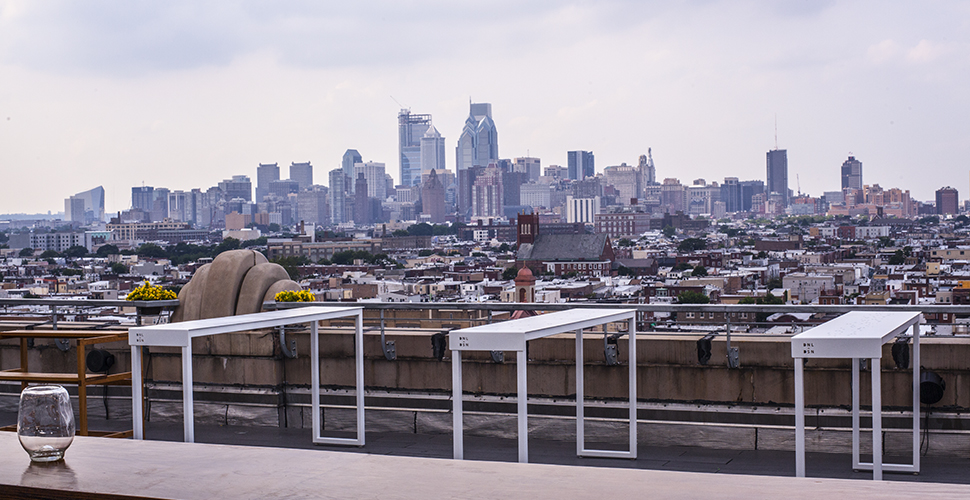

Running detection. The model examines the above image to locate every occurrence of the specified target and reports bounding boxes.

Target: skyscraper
[936,186,959,215]
[766,149,788,207]
[342,149,362,193]
[399,110,432,187]
[421,169,446,223]
[841,156,863,190]
[720,177,741,213]
[289,162,313,190]
[456,102,498,171]
[354,161,386,200]
[131,186,154,212]
[420,125,446,176]
[513,157,541,182]
[567,151,595,180]
[64,186,106,224]
[329,168,347,225]
[256,163,279,202]
[218,175,252,202]
[472,164,503,218]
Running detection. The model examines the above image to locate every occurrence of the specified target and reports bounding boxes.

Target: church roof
[516,234,611,262]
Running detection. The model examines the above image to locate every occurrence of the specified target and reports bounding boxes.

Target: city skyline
[1,2,968,214]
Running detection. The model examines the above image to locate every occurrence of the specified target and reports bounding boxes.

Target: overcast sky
[1,1,968,215]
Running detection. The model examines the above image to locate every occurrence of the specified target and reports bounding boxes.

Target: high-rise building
[420,125,446,177]
[132,186,154,212]
[639,149,656,189]
[740,180,765,212]
[65,196,85,223]
[399,110,433,187]
[354,174,371,224]
[256,163,280,202]
[841,156,863,190]
[329,168,347,225]
[472,164,503,218]
[289,162,313,190]
[936,186,959,215]
[660,178,687,213]
[269,179,300,198]
[721,177,741,213]
[421,169,446,223]
[565,196,599,224]
[297,185,329,225]
[513,157,541,182]
[354,161,386,200]
[604,163,639,205]
[766,149,788,207]
[342,150,362,193]
[151,188,170,222]
[567,151,595,180]
[218,175,252,202]
[64,186,105,224]
[456,102,498,171]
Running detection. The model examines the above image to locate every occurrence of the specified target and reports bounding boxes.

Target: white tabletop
[791,311,921,359]
[128,305,362,347]
[449,308,636,352]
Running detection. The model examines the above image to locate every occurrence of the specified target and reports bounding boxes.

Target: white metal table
[129,306,364,446]
[790,311,921,480]
[448,308,637,463]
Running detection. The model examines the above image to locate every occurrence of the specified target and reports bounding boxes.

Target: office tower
[421,169,446,223]
[150,188,170,222]
[604,163,639,205]
[131,186,154,212]
[354,174,371,224]
[740,180,765,212]
[269,179,300,198]
[513,157,541,182]
[399,110,433,187]
[256,163,279,202]
[840,156,863,190]
[64,196,85,223]
[289,162,313,190]
[661,178,687,213]
[420,125,446,178]
[456,102,498,171]
[766,149,788,207]
[566,196,599,224]
[329,168,347,225]
[721,178,741,213]
[218,175,252,202]
[168,190,189,222]
[354,161,386,200]
[544,165,567,179]
[567,151,595,180]
[936,186,959,215]
[688,179,720,216]
[342,150,362,193]
[472,164,503,218]
[65,186,105,224]
[297,185,329,225]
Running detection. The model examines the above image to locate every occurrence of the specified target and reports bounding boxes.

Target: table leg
[131,345,143,440]
[872,357,882,481]
[311,319,320,442]
[452,350,463,460]
[628,317,637,458]
[182,344,194,443]
[518,349,528,464]
[576,328,584,457]
[794,358,805,477]
[912,323,920,473]
[852,357,860,469]
[355,311,365,446]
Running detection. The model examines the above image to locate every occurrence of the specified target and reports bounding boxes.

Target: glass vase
[17,385,75,462]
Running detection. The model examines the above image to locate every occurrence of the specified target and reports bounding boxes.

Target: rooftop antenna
[774,114,778,150]
[797,174,802,197]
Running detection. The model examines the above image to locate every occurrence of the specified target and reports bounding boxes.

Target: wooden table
[0,329,132,438]
[448,308,637,463]
[128,306,364,445]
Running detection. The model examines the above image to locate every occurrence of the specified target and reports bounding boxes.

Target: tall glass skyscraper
[840,156,863,190]
[766,149,788,207]
[256,163,279,202]
[567,151,595,180]
[398,110,433,187]
[456,102,498,171]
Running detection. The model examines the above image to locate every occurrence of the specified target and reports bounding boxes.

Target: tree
[240,236,268,248]
[502,267,519,281]
[662,225,676,238]
[497,243,511,253]
[137,243,168,259]
[677,238,707,253]
[40,250,60,258]
[267,223,281,232]
[672,262,691,272]
[271,256,311,280]
[111,262,129,274]
[18,247,33,257]
[96,244,120,257]
[407,223,434,236]
[616,265,635,277]
[617,238,633,247]
[677,290,710,304]
[888,250,906,265]
[392,229,409,237]
[692,265,708,277]
[214,237,241,256]
[63,245,89,258]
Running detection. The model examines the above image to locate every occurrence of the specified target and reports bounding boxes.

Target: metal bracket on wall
[490,351,504,363]
[278,326,297,359]
[380,310,396,361]
[54,338,71,352]
[604,333,621,366]
[727,346,740,369]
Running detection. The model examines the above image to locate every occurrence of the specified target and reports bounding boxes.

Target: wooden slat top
[0,371,131,384]
[0,330,129,339]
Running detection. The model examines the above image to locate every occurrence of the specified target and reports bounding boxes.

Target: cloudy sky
[1,1,968,215]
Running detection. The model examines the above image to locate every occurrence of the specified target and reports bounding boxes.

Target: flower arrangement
[126,281,178,301]
[274,290,316,302]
